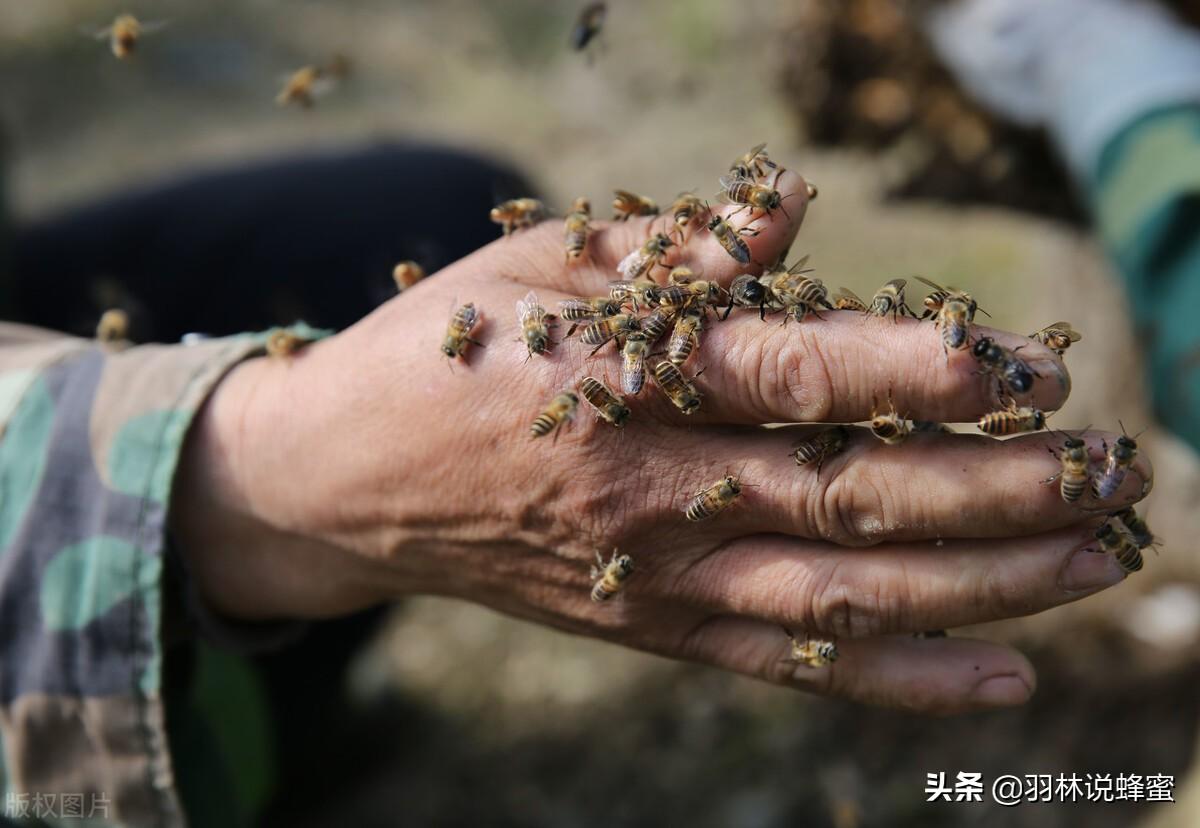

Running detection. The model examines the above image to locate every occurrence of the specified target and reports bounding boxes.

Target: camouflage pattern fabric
[0,322,323,828]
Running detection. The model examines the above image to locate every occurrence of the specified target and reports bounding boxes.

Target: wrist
[169,352,388,620]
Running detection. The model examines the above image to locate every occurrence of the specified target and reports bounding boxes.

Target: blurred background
[2,1,1199,826]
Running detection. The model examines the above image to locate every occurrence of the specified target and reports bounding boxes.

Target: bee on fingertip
[516,291,555,357]
[1094,520,1143,574]
[867,278,915,321]
[706,212,759,265]
[730,143,778,181]
[1092,421,1142,500]
[1029,322,1082,356]
[870,391,911,446]
[832,287,868,312]
[617,233,674,281]
[669,192,707,243]
[971,336,1039,397]
[916,276,986,356]
[1042,429,1090,503]
[977,401,1047,436]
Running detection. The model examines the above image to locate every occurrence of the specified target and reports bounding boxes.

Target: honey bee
[612,190,660,221]
[971,336,1038,396]
[571,2,607,53]
[617,233,674,281]
[276,56,349,108]
[441,303,483,360]
[266,329,306,357]
[590,548,633,602]
[667,306,704,366]
[782,627,838,668]
[870,392,911,445]
[868,279,914,321]
[1029,322,1082,356]
[90,14,167,60]
[621,333,650,394]
[658,271,722,313]
[724,272,769,319]
[718,172,791,219]
[516,291,555,357]
[531,390,579,438]
[560,296,620,337]
[707,213,759,265]
[96,309,130,344]
[977,402,1047,436]
[638,307,675,342]
[670,192,707,242]
[580,313,640,353]
[771,256,829,323]
[1041,430,1090,503]
[1110,506,1158,551]
[579,376,630,427]
[393,261,426,292]
[490,198,547,236]
[652,360,702,414]
[1094,521,1143,574]
[1092,422,1141,500]
[730,142,778,181]
[790,426,850,477]
[564,196,593,263]
[916,276,983,355]
[608,279,661,311]
[685,475,744,521]
[832,287,869,312]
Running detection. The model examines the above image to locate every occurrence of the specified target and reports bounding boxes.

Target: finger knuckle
[801,559,889,638]
[806,458,891,546]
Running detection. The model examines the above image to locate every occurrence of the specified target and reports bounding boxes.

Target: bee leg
[1040,470,1063,486]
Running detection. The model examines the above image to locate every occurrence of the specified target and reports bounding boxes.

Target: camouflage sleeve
[0,322,324,828]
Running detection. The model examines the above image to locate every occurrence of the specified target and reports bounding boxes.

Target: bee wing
[786,254,812,274]
[309,76,339,99]
[516,290,537,323]
[138,19,171,34]
[915,275,948,292]
[1048,322,1082,341]
[834,287,866,305]
[890,278,907,290]
[616,248,644,279]
[717,172,752,199]
[612,189,638,206]
[82,23,114,39]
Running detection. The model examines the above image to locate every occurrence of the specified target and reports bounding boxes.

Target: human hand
[172,166,1152,715]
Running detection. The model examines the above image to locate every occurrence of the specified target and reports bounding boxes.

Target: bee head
[1032,410,1047,430]
[602,301,620,317]
[683,396,701,414]
[1095,522,1116,540]
[820,643,839,662]
[610,405,631,428]
[440,343,457,358]
[972,337,991,357]
[616,555,634,576]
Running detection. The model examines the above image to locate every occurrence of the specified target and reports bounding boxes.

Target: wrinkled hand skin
[172,169,1152,715]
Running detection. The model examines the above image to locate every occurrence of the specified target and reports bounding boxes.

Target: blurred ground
[3,1,1199,826]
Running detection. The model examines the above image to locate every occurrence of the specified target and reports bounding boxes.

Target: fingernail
[970,674,1032,708]
[1059,546,1126,593]
[1029,357,1071,397]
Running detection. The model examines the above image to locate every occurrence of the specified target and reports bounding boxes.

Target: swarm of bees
[441,143,1147,651]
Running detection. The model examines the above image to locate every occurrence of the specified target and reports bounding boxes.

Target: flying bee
[276,56,349,108]
[580,312,640,353]
[718,172,791,220]
[670,192,707,242]
[870,391,911,446]
[832,287,869,312]
[617,233,674,281]
[393,260,426,292]
[531,390,579,439]
[579,376,630,427]
[563,196,593,263]
[590,548,633,603]
[685,475,744,522]
[96,309,130,344]
[707,213,759,265]
[791,426,850,478]
[1110,506,1158,551]
[1094,520,1143,574]
[867,278,914,321]
[266,329,306,357]
[977,402,1047,436]
[782,627,838,668]
[1041,430,1090,503]
[652,360,702,414]
[621,333,650,394]
[1092,422,1141,500]
[89,14,167,60]
[490,198,546,236]
[916,276,984,355]
[667,306,704,366]
[730,142,778,181]
[612,189,659,221]
[608,278,660,311]
[571,2,607,53]
[638,307,675,342]
[441,303,483,360]
[516,291,555,357]
[1029,321,1082,356]
[971,336,1038,396]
